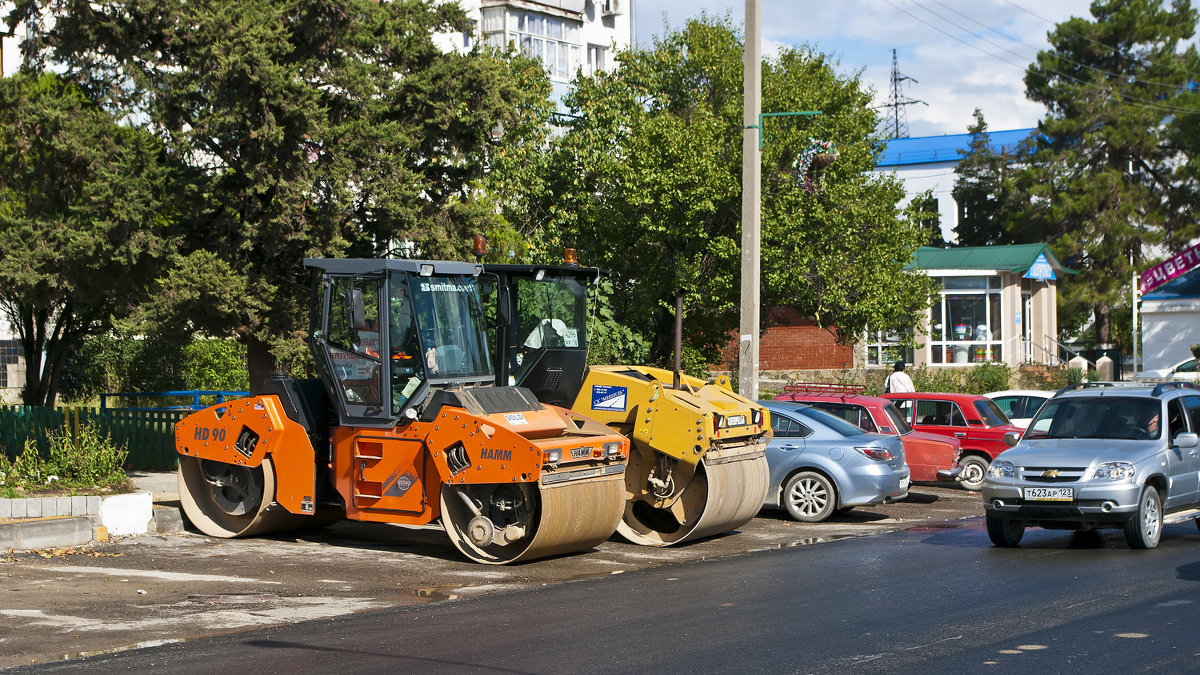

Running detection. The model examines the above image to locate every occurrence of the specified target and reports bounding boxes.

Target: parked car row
[768,379,1200,551]
[766,383,1026,521]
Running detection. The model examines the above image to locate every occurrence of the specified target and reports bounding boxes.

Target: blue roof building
[873,128,1036,243]
[877,128,1035,167]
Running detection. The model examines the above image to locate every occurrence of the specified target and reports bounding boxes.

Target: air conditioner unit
[601,0,622,17]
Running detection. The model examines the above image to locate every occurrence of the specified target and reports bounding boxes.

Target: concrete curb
[0,516,93,550]
[1,492,186,552]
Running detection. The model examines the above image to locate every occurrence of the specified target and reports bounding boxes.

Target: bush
[910,366,966,394]
[964,362,1011,394]
[1064,366,1086,386]
[0,423,130,494]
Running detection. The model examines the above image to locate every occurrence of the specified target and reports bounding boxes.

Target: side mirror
[1003,431,1021,447]
[1175,432,1199,449]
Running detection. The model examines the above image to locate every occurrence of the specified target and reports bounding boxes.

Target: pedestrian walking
[884,360,915,393]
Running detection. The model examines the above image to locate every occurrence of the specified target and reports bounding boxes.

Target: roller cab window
[322,276,385,412]
[400,272,493,382]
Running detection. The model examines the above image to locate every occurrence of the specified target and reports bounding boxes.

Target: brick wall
[717,308,855,372]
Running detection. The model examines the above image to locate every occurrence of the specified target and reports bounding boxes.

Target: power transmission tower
[880,49,926,139]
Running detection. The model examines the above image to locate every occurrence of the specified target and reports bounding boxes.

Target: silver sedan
[761,402,911,522]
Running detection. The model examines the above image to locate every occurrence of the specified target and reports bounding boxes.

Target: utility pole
[739,0,761,401]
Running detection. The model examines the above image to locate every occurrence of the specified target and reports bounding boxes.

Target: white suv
[982,383,1200,549]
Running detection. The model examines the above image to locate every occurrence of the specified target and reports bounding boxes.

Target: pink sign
[1141,242,1200,294]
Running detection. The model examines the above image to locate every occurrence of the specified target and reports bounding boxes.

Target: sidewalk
[0,470,184,551]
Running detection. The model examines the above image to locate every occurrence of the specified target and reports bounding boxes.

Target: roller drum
[178,455,320,538]
[617,451,770,546]
[440,474,625,565]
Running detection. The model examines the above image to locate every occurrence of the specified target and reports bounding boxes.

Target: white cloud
[634,0,1093,136]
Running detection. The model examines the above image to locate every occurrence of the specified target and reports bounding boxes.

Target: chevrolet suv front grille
[1018,466,1088,483]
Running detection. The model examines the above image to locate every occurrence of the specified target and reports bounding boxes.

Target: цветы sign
[1141,242,1200,294]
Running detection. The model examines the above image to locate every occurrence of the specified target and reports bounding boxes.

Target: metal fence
[0,405,185,471]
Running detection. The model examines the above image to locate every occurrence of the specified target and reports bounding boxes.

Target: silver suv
[982,383,1200,549]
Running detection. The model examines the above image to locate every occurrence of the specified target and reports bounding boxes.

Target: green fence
[0,405,186,471]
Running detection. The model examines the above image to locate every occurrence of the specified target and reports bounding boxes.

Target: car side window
[893,398,914,421]
[915,400,965,426]
[1184,396,1200,435]
[1179,360,1199,374]
[992,396,1019,418]
[853,405,878,432]
[1168,399,1189,440]
[771,414,813,439]
[814,403,877,432]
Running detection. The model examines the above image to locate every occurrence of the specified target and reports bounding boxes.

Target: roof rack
[1052,381,1146,396]
[780,383,865,397]
[1152,381,1200,397]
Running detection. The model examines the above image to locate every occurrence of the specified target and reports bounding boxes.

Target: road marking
[1115,633,1149,639]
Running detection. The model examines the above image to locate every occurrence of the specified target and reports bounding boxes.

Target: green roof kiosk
[866,244,1074,368]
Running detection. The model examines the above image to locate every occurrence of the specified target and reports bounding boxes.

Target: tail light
[752,408,764,426]
[855,446,893,461]
[713,414,725,434]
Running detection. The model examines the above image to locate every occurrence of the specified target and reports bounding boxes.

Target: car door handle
[954,432,966,438]
[779,444,800,450]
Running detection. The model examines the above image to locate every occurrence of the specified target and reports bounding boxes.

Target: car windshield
[794,407,867,437]
[973,399,1010,427]
[1025,396,1162,440]
[883,404,913,435]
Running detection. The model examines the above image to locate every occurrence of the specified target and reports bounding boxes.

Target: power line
[923,0,1197,92]
[878,0,1200,116]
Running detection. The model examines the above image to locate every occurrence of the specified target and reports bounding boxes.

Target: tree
[13,0,555,386]
[503,15,935,366]
[0,73,177,406]
[951,109,1034,247]
[909,190,949,248]
[1004,0,1196,345]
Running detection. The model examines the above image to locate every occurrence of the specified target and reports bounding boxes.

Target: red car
[881,391,1023,491]
[775,384,961,483]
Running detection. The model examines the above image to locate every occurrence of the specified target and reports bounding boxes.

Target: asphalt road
[1,484,980,669]
[13,519,1200,674]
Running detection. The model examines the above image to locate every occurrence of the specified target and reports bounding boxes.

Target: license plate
[1023,486,1073,501]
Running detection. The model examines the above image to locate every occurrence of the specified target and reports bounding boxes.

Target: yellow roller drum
[440,473,625,565]
[617,449,770,546]
[178,455,327,538]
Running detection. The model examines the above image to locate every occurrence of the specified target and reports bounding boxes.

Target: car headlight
[603,441,622,457]
[1092,461,1135,481]
[987,460,1015,479]
[545,448,561,465]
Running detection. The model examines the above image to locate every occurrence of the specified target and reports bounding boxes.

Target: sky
[633,0,1094,138]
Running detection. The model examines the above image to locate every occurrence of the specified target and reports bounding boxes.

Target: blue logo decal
[592,385,627,412]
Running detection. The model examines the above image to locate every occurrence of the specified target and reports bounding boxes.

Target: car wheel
[957,455,989,491]
[783,471,837,523]
[1124,485,1163,549]
[985,514,1024,547]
